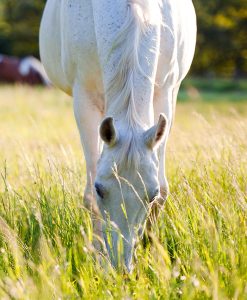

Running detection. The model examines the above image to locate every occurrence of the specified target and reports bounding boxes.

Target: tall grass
[0,85,246,299]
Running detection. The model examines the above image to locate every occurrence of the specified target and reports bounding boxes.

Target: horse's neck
[105,70,155,129]
[98,1,161,130]
[106,92,154,131]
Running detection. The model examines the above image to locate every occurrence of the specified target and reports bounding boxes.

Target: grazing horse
[0,54,50,86]
[40,0,196,271]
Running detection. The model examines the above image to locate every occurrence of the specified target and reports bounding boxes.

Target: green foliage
[0,0,46,57]
[192,0,247,77]
[0,85,246,299]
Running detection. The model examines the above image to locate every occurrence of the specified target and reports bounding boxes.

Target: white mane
[106,0,162,168]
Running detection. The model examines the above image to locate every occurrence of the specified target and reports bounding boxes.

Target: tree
[192,0,247,77]
[0,0,46,57]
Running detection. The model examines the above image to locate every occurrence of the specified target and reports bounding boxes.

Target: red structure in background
[0,54,51,86]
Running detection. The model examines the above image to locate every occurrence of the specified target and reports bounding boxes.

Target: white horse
[40,0,196,271]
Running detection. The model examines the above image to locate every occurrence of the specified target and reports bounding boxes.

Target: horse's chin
[103,230,136,272]
[124,260,134,273]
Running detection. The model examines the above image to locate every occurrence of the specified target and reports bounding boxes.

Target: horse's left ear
[144,114,167,149]
[100,117,118,147]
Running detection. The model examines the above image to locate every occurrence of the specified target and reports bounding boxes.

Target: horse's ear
[100,117,118,146]
[144,114,167,149]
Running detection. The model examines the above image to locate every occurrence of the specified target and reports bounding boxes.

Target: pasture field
[0,83,246,299]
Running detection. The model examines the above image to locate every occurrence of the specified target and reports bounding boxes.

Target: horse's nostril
[94,182,105,198]
[150,188,160,203]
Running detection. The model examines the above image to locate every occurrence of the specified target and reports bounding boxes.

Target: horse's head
[95,114,167,271]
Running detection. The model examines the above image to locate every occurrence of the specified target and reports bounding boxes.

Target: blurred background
[0,0,246,78]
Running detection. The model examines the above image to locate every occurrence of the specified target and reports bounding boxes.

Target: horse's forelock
[112,127,143,171]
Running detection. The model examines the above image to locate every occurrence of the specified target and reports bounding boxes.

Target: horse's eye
[95,182,105,199]
[150,188,160,203]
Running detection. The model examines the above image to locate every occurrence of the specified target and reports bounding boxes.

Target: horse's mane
[106,0,162,168]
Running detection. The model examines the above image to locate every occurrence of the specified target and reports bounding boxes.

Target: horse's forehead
[98,156,154,186]
[99,144,154,176]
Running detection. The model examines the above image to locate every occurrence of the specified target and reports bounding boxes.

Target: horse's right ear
[100,117,118,146]
[144,114,167,149]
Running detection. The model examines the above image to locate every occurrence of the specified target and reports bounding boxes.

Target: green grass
[0,84,246,299]
[180,78,247,102]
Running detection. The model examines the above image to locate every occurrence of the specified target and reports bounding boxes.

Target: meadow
[0,81,246,299]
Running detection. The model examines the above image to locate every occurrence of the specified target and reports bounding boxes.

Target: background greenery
[0,0,246,77]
